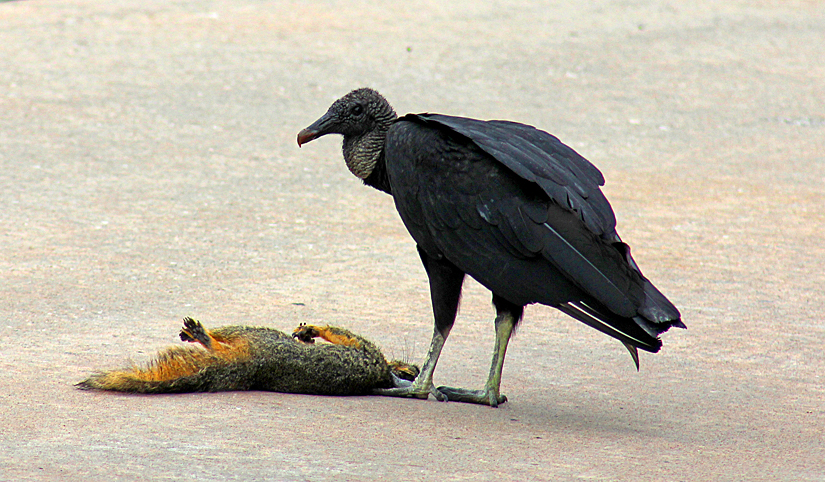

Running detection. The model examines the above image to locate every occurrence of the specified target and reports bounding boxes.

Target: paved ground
[1,1,823,480]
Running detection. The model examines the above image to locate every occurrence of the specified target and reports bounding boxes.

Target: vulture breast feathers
[385,113,680,348]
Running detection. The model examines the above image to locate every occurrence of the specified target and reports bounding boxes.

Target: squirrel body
[77,318,418,395]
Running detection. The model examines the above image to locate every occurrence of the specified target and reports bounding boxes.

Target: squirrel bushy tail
[77,318,418,395]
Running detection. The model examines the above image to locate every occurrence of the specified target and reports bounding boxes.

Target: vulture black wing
[386,114,682,354]
[415,114,616,236]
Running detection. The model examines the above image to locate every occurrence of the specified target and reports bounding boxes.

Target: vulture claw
[373,382,446,401]
[437,386,508,407]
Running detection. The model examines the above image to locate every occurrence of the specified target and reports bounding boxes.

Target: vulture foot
[373,382,447,401]
[437,386,508,407]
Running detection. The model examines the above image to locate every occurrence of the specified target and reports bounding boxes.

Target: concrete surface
[1,1,823,480]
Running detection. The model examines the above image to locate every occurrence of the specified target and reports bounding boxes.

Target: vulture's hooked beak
[297,113,334,147]
[296,127,319,147]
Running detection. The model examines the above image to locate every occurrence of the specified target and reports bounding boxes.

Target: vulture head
[297,88,397,180]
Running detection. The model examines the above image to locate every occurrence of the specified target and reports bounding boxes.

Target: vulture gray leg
[374,327,448,400]
[436,306,517,407]
[373,247,464,402]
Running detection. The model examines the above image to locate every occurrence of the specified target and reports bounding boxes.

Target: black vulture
[297,88,684,406]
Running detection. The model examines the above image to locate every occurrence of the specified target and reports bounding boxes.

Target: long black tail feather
[556,300,664,369]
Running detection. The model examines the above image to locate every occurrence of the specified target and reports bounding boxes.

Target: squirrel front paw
[292,323,320,344]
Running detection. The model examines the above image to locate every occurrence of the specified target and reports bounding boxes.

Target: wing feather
[410,114,616,236]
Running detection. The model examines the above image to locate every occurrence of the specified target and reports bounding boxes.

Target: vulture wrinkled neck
[341,102,397,193]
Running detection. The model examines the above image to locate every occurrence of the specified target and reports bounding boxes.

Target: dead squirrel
[77,317,418,395]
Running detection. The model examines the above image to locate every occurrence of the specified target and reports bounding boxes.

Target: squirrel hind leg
[179,317,213,349]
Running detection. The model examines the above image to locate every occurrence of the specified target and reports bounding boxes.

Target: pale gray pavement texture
[1,1,824,480]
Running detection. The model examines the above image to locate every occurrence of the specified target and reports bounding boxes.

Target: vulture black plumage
[297,88,684,406]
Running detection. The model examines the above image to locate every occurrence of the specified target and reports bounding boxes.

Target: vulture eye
[351,104,364,116]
